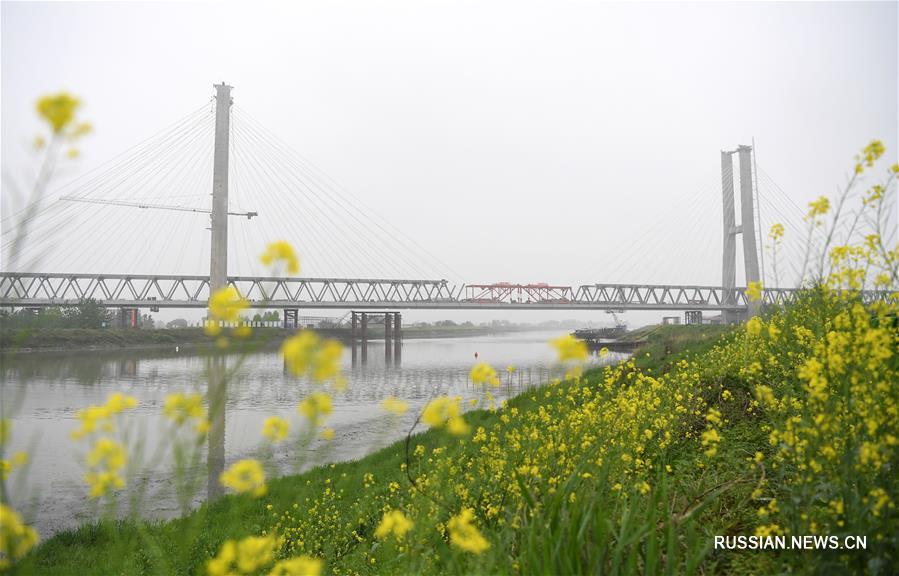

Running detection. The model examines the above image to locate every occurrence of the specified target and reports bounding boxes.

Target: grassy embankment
[10,294,899,575]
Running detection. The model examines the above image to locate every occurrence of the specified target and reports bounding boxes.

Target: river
[1,330,624,538]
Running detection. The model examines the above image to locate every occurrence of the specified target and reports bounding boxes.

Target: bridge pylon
[210,83,233,294]
[721,144,761,322]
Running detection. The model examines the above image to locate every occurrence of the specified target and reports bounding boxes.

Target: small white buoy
[175,346,180,353]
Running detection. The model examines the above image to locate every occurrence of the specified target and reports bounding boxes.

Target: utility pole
[210,83,232,293]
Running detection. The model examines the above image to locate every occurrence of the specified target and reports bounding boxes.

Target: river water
[1,330,623,538]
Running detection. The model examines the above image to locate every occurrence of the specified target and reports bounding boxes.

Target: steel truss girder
[0,274,893,311]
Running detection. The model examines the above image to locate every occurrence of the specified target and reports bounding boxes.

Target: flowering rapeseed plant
[36,93,80,133]
[381,396,408,415]
[550,334,588,363]
[0,503,39,570]
[260,240,301,275]
[282,331,343,383]
[297,392,332,426]
[421,396,469,436]
[83,438,128,499]
[262,416,290,443]
[0,452,27,481]
[447,508,490,554]
[746,280,763,302]
[268,556,322,576]
[205,286,250,338]
[207,534,278,575]
[164,391,210,436]
[374,509,414,540]
[70,392,138,440]
[220,459,267,497]
[470,362,500,387]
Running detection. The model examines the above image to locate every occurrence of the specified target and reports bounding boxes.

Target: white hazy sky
[1,0,897,324]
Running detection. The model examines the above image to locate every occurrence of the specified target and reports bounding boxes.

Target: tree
[62,298,111,329]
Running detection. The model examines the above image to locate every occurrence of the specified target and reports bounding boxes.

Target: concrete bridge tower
[210,83,232,293]
[721,144,761,322]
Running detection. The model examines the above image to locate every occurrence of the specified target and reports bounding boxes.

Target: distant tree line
[1,299,114,330]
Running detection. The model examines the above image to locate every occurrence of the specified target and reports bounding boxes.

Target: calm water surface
[2,330,623,537]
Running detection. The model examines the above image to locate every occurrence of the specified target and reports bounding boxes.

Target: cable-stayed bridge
[0,84,889,321]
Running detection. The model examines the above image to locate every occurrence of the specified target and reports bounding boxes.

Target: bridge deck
[0,273,889,311]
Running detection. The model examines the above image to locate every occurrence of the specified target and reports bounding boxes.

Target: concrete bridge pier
[351,312,358,367]
[360,312,368,364]
[384,313,393,365]
[393,312,402,366]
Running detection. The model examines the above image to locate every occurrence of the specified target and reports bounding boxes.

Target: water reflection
[207,355,227,501]
[1,331,623,537]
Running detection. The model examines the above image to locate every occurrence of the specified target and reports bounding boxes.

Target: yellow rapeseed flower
[421,396,469,435]
[207,535,280,576]
[36,92,80,133]
[164,392,206,426]
[269,556,323,576]
[769,223,785,240]
[206,540,237,576]
[470,362,500,386]
[0,503,39,569]
[260,240,300,275]
[807,196,830,218]
[374,509,414,540]
[220,459,267,497]
[745,317,762,337]
[70,392,138,440]
[105,392,137,414]
[282,331,344,382]
[861,139,885,168]
[0,453,27,481]
[84,470,126,499]
[262,416,289,443]
[551,334,588,363]
[381,396,408,415]
[83,437,128,498]
[70,121,92,138]
[236,535,277,573]
[208,286,248,323]
[746,281,763,302]
[87,437,127,471]
[297,392,333,425]
[447,508,490,554]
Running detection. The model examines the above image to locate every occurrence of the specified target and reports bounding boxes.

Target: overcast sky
[2,0,897,324]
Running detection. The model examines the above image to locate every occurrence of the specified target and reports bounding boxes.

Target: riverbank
[10,325,724,574]
[10,292,897,574]
[0,325,533,354]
